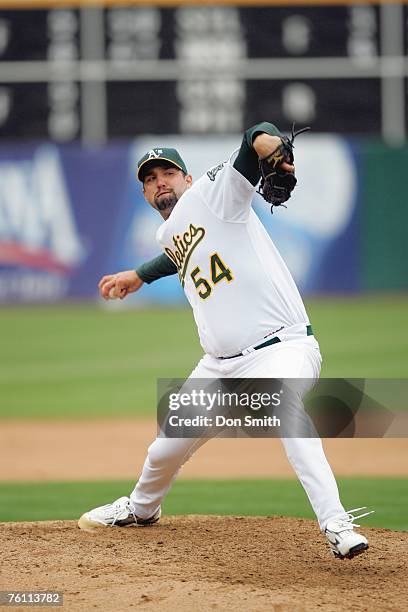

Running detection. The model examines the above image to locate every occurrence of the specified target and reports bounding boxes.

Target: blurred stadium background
[0,0,407,527]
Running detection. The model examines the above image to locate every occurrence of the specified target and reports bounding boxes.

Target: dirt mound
[0,516,405,611]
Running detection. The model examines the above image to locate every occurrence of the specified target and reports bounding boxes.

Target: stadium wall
[0,136,405,304]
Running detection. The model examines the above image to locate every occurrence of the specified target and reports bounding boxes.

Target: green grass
[0,477,406,530]
[1,296,407,418]
[309,295,408,377]
[0,305,201,418]
[1,299,406,529]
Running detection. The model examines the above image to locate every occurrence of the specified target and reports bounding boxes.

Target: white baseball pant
[130,337,346,531]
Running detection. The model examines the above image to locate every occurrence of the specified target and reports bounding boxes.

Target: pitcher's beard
[155,192,178,215]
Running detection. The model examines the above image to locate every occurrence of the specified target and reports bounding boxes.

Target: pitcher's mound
[1,515,406,611]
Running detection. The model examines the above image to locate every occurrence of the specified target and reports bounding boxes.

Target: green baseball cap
[137,147,188,182]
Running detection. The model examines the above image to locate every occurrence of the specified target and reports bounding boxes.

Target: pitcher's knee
[147,439,189,468]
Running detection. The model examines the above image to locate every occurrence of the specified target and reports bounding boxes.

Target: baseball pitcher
[78,122,373,559]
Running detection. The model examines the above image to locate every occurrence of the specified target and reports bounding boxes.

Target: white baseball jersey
[156,151,311,358]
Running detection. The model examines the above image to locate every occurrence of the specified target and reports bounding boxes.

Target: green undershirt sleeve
[233,121,283,186]
[136,253,178,284]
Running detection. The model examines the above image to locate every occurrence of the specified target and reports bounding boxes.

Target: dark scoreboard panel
[107,82,179,135]
[0,5,403,141]
[246,79,382,134]
[242,6,381,58]
[0,83,50,138]
[0,10,52,61]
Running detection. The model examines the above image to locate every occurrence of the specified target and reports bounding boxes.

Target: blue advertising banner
[0,135,359,304]
[0,144,128,302]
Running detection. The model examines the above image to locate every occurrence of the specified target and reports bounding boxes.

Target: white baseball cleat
[325,507,374,560]
[78,496,161,531]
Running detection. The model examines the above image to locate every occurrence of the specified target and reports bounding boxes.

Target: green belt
[219,325,313,360]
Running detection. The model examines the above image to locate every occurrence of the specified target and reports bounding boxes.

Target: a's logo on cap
[148,149,163,159]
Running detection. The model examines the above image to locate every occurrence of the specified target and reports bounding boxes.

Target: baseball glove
[257,124,310,213]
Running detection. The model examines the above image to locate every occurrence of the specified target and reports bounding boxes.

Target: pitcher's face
[143,165,193,220]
